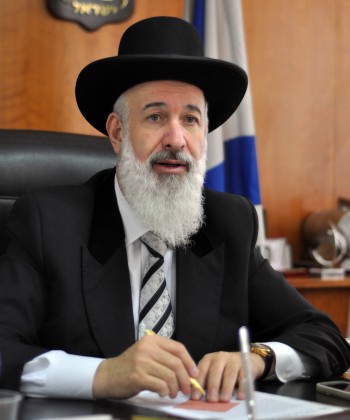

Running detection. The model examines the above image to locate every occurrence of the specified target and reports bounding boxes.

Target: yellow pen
[145,329,206,397]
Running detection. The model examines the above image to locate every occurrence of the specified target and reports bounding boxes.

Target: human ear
[106,112,123,155]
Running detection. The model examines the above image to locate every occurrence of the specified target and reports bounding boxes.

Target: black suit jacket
[0,169,349,389]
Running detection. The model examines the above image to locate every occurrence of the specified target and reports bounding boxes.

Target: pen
[145,329,206,398]
[238,326,257,420]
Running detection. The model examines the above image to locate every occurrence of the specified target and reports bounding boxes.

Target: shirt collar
[114,176,148,246]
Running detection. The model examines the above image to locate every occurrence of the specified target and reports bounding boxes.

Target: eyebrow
[143,102,203,116]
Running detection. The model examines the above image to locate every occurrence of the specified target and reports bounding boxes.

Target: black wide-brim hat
[76,16,248,135]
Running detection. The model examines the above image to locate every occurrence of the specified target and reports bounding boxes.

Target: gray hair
[113,93,129,136]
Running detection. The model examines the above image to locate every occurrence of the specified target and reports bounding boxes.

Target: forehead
[125,80,206,108]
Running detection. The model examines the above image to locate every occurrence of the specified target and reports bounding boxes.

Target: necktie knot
[141,232,167,258]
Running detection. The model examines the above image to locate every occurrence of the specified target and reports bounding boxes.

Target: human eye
[185,115,199,125]
[147,113,162,123]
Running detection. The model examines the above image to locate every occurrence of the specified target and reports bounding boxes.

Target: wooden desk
[19,381,350,420]
[286,276,350,336]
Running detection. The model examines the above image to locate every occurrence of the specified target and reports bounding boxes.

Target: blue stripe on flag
[205,136,261,205]
[225,136,261,204]
[193,0,205,40]
[204,163,225,193]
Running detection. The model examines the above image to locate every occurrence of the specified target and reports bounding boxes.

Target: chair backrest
[0,129,116,254]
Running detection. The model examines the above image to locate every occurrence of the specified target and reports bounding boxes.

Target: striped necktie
[138,232,175,339]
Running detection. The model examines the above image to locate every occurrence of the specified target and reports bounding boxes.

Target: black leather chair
[0,129,116,254]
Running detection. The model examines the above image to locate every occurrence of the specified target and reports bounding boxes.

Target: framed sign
[47,0,134,30]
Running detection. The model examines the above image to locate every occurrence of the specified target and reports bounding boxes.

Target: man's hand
[192,351,266,402]
[92,334,198,400]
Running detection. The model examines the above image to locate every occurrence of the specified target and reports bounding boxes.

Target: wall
[0,0,185,134]
[243,0,350,259]
[1,0,350,261]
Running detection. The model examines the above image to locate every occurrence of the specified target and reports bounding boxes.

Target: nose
[162,120,186,151]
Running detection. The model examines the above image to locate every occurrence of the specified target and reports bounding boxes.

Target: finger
[143,359,181,398]
[142,335,194,395]
[204,355,227,402]
[236,372,246,400]
[123,344,181,398]
[191,356,210,400]
[219,362,239,402]
[154,357,192,397]
[157,336,199,377]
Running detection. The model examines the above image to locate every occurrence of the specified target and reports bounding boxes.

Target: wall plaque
[47,0,134,31]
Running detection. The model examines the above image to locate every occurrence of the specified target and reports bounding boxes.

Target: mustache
[148,150,194,169]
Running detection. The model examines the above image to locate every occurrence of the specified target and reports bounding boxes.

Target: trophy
[302,209,349,279]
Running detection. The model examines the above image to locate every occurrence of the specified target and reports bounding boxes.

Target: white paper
[124,390,347,420]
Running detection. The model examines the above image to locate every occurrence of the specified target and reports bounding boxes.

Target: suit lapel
[82,169,135,357]
[88,169,124,264]
[82,246,135,357]
[176,228,225,363]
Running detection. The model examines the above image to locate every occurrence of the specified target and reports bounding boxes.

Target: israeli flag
[184,0,266,245]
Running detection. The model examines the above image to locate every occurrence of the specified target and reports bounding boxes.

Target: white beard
[117,136,207,248]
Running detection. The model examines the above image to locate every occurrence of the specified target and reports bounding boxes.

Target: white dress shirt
[20,176,314,398]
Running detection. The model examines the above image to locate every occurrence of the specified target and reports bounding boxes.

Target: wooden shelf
[288,277,350,289]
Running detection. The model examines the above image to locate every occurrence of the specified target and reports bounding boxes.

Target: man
[0,16,349,402]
